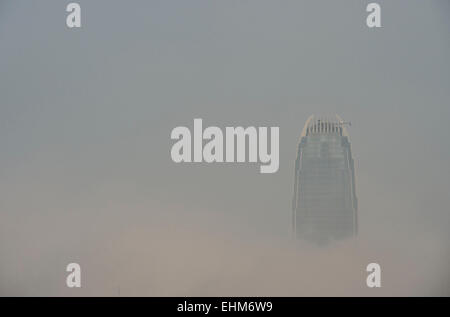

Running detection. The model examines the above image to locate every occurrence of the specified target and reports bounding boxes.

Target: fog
[1,205,449,296]
[0,0,449,296]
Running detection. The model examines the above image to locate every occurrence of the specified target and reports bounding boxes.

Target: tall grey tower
[292,115,358,244]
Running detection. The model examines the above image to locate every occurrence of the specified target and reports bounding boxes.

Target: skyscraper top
[293,114,357,244]
[301,114,350,137]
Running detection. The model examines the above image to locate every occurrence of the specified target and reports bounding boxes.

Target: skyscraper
[292,115,358,244]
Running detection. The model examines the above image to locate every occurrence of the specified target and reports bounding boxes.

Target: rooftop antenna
[339,120,351,127]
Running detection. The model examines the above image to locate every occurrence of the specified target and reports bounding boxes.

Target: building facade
[292,115,358,244]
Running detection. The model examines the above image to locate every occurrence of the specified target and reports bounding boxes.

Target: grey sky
[0,0,449,295]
